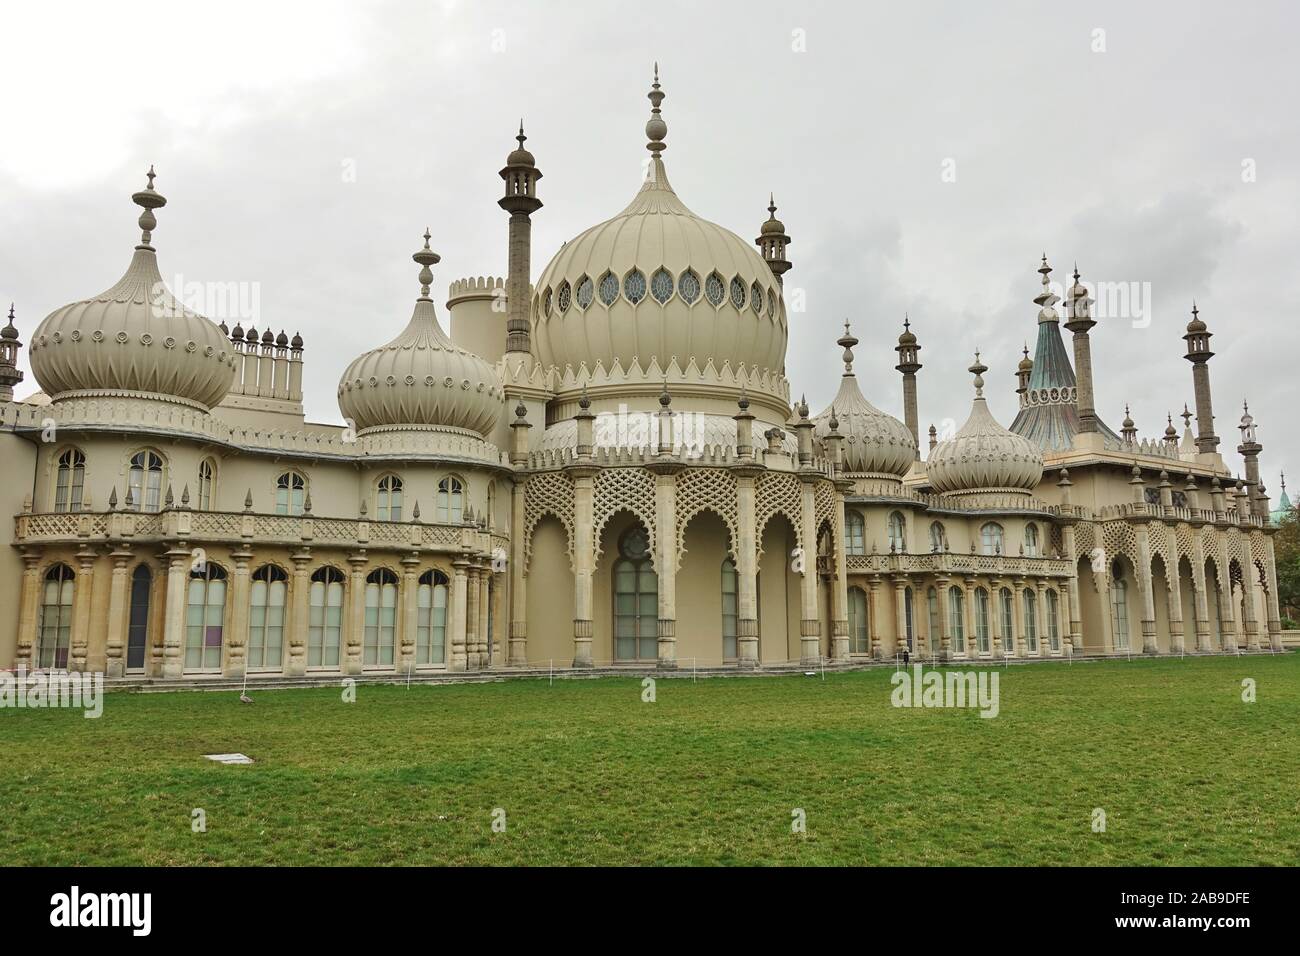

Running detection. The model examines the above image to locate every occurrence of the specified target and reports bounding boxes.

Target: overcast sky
[1,0,1295,493]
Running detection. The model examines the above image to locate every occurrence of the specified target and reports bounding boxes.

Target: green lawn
[2,654,1297,866]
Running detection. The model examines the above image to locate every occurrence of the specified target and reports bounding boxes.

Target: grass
[1,654,1297,865]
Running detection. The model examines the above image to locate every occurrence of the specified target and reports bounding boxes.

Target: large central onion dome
[928,354,1044,495]
[812,322,915,477]
[532,67,788,412]
[29,169,237,410]
[338,231,502,437]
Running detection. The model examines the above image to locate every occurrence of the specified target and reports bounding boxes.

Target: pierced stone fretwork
[674,467,738,563]
[523,470,575,572]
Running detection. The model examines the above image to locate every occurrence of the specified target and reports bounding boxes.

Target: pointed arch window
[981,522,1004,556]
[364,568,398,667]
[54,449,86,513]
[1046,588,1061,651]
[576,276,594,310]
[705,272,725,307]
[750,281,763,314]
[1024,522,1040,557]
[1000,587,1015,653]
[599,271,619,306]
[846,510,866,556]
[650,268,674,304]
[247,565,287,671]
[975,587,991,654]
[1023,588,1039,653]
[128,450,164,513]
[185,563,227,672]
[417,569,449,665]
[197,458,216,511]
[437,476,463,524]
[308,567,345,669]
[888,511,906,553]
[729,276,747,309]
[903,586,915,650]
[768,287,777,318]
[929,521,946,553]
[127,564,152,672]
[543,288,553,316]
[623,269,647,304]
[948,586,965,651]
[276,471,306,516]
[376,475,403,522]
[36,564,75,669]
[613,527,657,661]
[557,280,572,313]
[678,269,700,304]
[927,586,940,654]
[1110,561,1130,650]
[848,586,870,654]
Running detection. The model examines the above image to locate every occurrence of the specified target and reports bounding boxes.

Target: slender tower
[1237,401,1265,517]
[756,194,793,285]
[1063,264,1100,434]
[499,122,543,364]
[894,316,921,458]
[1183,302,1219,453]
[0,305,23,402]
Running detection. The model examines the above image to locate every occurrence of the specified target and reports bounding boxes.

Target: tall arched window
[247,565,287,670]
[927,586,940,654]
[486,482,496,532]
[975,587,991,654]
[437,476,463,524]
[848,586,870,654]
[1110,561,1130,650]
[376,475,403,522]
[36,564,75,669]
[54,449,86,513]
[1000,587,1015,654]
[888,512,906,553]
[127,564,152,672]
[275,471,306,516]
[613,527,657,662]
[308,567,345,669]
[1023,588,1039,653]
[929,521,946,553]
[981,522,1004,556]
[948,586,965,651]
[364,568,398,667]
[417,569,449,666]
[1024,522,1040,557]
[903,586,915,651]
[197,458,216,511]
[845,511,866,556]
[1046,588,1061,652]
[128,450,164,512]
[185,563,227,672]
[721,558,739,660]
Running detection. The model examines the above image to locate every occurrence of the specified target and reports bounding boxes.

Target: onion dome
[1018,344,1034,373]
[2,305,17,340]
[507,122,535,167]
[275,330,288,347]
[812,321,915,476]
[245,325,259,345]
[261,328,274,346]
[532,66,787,406]
[28,168,236,410]
[1186,301,1207,333]
[337,230,502,437]
[760,194,785,236]
[291,331,303,349]
[898,315,917,347]
[928,353,1044,496]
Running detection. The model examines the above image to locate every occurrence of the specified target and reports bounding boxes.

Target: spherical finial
[578,383,591,411]
[645,63,667,157]
[737,385,750,412]
[797,394,810,420]
[131,165,167,249]
[837,320,859,373]
[968,351,988,397]
[828,405,839,432]
[514,400,528,420]
[659,379,672,408]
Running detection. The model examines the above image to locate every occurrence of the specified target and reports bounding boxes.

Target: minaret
[1015,343,1032,395]
[1183,302,1219,453]
[894,316,921,458]
[756,194,793,285]
[1063,263,1100,434]
[499,121,543,363]
[1121,405,1137,445]
[1237,400,1265,518]
[1163,414,1179,449]
[0,305,23,402]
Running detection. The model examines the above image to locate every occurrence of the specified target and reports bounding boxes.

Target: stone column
[477,563,491,666]
[831,484,851,659]
[1190,537,1211,652]
[1035,579,1050,656]
[1061,525,1080,655]
[735,469,761,668]
[509,478,528,666]
[1135,525,1158,654]
[797,476,820,665]
[450,556,469,671]
[1165,547,1186,654]
[398,553,419,675]
[867,575,883,659]
[464,565,480,670]
[653,465,679,669]
[989,576,1004,655]
[14,551,42,670]
[934,574,952,661]
[1011,577,1027,657]
[1241,559,1262,652]
[67,547,96,672]
[963,577,977,656]
[104,546,133,678]
[892,576,909,657]
[1091,564,1114,654]
[345,552,367,675]
[570,467,596,667]
[160,546,190,679]
[287,549,311,676]
[1216,537,1238,652]
[224,547,253,678]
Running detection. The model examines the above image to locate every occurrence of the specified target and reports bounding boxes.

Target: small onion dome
[1122,406,1135,430]
[1018,345,1034,372]
[275,330,289,347]
[28,168,236,410]
[245,325,259,344]
[261,328,274,345]
[760,194,785,236]
[1165,415,1178,440]
[291,331,303,348]
[898,317,917,347]
[337,230,502,438]
[1186,301,1207,333]
[507,123,536,167]
[2,305,18,340]
[812,322,915,476]
[928,353,1043,495]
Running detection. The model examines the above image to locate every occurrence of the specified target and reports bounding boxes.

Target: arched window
[128,450,164,512]
[729,275,747,309]
[903,586,915,651]
[437,476,463,524]
[888,512,906,553]
[613,527,657,662]
[750,281,764,314]
[848,586,870,654]
[678,269,700,304]
[1023,588,1039,652]
[1000,587,1015,654]
[948,586,965,651]
[576,276,594,310]
[376,475,403,522]
[185,563,227,672]
[846,511,866,556]
[975,587,991,654]
[36,564,75,669]
[705,272,725,307]
[197,458,216,511]
[275,471,306,516]
[308,567,345,669]
[247,565,287,670]
[599,271,619,306]
[417,569,449,666]
[1110,561,1130,650]
[127,564,152,672]
[722,558,739,660]
[929,521,946,553]
[364,569,398,667]
[1046,588,1061,652]
[623,269,647,304]
[650,268,674,304]
[1024,522,1040,557]
[54,449,86,513]
[981,522,1004,556]
[927,586,940,654]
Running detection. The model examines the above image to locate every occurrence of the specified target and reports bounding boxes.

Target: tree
[1275,508,1300,625]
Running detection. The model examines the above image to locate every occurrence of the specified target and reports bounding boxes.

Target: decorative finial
[968,351,988,397]
[517,119,526,149]
[1181,403,1193,429]
[645,63,667,158]
[578,383,591,411]
[1034,254,1060,320]
[737,385,750,411]
[413,228,440,299]
[659,379,671,408]
[797,394,810,420]
[837,320,858,374]
[828,405,839,432]
[515,400,528,420]
[131,165,167,250]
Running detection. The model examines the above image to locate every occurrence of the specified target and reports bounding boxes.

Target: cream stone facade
[0,72,1284,682]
